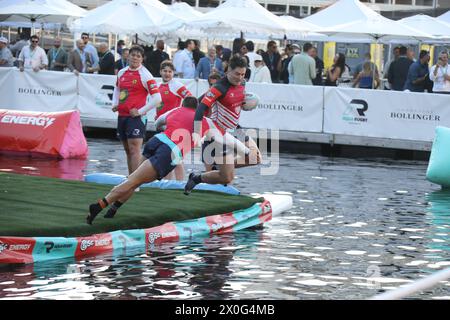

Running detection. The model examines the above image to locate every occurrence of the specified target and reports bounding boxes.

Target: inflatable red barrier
[0,109,88,159]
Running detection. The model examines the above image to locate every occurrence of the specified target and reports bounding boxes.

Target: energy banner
[323,87,450,142]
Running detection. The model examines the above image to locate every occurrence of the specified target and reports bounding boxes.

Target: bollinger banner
[323,87,450,142]
[0,68,77,112]
[239,82,324,132]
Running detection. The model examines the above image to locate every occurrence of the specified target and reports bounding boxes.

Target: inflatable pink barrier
[0,109,88,159]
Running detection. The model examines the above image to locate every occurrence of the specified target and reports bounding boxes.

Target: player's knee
[220,171,234,184]
[128,144,142,156]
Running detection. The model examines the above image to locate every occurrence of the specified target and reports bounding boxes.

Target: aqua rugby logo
[95,84,114,108]
[0,115,55,127]
[342,99,368,123]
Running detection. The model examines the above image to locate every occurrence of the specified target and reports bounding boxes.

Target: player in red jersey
[112,45,162,177]
[184,56,261,195]
[157,60,192,181]
[87,96,210,224]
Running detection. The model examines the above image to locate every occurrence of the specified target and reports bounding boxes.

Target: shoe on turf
[184,172,199,195]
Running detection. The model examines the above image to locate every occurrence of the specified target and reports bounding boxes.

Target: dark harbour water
[0,138,450,300]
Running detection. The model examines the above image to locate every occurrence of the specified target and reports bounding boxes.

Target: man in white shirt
[81,32,99,71]
[430,50,450,94]
[250,54,272,83]
[245,41,258,76]
[0,37,14,67]
[174,39,196,79]
[18,35,48,72]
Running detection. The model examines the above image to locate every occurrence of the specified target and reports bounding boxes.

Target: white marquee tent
[399,14,450,41]
[304,0,431,43]
[437,10,450,24]
[278,15,325,41]
[183,0,291,39]
[70,0,182,37]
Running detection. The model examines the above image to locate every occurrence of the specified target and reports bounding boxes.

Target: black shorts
[142,136,177,180]
[117,116,147,141]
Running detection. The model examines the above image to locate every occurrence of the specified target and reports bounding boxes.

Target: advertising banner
[77,75,203,122]
[77,73,117,120]
[323,87,450,142]
[0,109,88,158]
[0,68,77,112]
[239,83,324,132]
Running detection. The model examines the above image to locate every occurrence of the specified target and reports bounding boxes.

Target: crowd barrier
[0,67,449,143]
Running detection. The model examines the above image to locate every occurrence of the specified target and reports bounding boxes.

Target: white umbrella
[70,0,182,37]
[319,16,432,43]
[168,1,204,21]
[278,15,326,41]
[305,0,430,43]
[0,0,86,28]
[437,10,450,24]
[164,1,206,40]
[184,0,289,39]
[399,14,450,41]
[303,0,383,28]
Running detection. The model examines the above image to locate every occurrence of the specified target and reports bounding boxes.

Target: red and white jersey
[115,65,159,117]
[162,107,209,156]
[156,80,192,119]
[200,77,245,134]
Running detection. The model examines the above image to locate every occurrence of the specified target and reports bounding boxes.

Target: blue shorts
[142,136,177,180]
[117,116,147,140]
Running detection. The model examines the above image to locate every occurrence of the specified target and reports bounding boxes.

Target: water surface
[0,138,449,300]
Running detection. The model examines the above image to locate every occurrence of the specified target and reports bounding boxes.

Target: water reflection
[425,190,450,254]
[0,154,87,180]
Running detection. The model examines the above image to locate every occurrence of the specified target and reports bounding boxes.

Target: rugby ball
[242,92,259,111]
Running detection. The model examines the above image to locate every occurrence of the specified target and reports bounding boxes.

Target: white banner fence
[1,67,449,143]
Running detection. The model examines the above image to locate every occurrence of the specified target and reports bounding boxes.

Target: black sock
[104,201,123,218]
[89,198,108,216]
[192,174,202,184]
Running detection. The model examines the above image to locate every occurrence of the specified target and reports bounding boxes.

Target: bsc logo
[148,232,161,244]
[80,240,95,251]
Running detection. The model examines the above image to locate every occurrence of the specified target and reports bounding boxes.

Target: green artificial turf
[0,173,262,238]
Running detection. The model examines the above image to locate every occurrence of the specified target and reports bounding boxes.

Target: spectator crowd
[0,32,448,93]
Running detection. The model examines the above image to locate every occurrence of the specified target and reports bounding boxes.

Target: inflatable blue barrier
[426,126,450,189]
[84,173,240,195]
